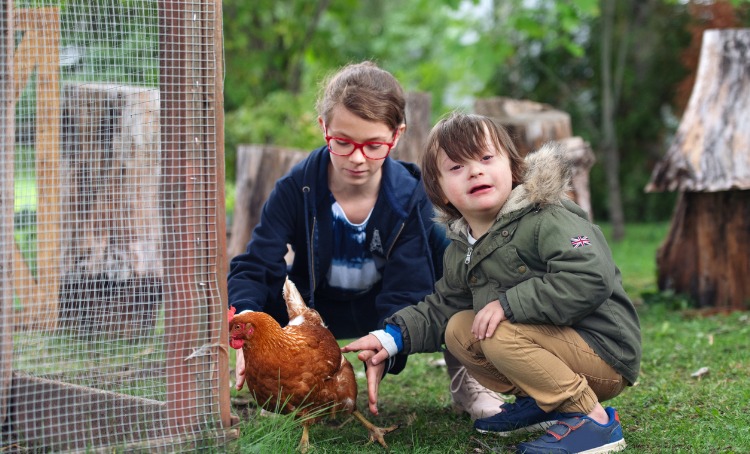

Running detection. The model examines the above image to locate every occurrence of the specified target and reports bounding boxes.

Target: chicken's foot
[351,410,399,448]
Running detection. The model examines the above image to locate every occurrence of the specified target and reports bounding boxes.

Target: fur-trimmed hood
[447,142,574,236]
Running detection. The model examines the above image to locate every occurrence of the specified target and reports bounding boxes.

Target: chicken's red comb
[227,306,236,324]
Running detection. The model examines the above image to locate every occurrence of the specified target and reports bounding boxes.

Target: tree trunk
[656,191,750,311]
[600,0,626,241]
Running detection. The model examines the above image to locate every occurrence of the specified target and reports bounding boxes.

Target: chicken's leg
[351,410,399,448]
[297,423,311,453]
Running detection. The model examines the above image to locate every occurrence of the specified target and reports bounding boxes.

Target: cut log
[646,29,750,310]
[557,137,596,219]
[61,83,162,280]
[475,97,573,156]
[227,145,307,261]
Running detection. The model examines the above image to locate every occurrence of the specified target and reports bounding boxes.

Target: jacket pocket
[499,247,531,287]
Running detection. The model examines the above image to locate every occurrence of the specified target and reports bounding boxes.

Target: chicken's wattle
[230,338,244,349]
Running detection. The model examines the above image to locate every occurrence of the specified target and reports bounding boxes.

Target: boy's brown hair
[421,112,526,223]
[316,61,406,132]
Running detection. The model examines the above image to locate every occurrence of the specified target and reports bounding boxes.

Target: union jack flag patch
[571,235,591,248]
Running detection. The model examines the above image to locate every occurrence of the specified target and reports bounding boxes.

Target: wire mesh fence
[1,0,231,451]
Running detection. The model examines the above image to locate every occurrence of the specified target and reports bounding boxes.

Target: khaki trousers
[444,310,626,415]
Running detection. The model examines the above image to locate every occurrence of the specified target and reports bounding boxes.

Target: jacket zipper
[385,222,406,258]
[309,216,316,291]
[464,246,473,265]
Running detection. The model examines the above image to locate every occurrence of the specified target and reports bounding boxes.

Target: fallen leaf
[691,366,709,378]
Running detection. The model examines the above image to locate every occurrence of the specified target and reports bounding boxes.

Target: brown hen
[228,277,397,452]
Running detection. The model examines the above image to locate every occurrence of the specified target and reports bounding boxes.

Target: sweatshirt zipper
[464,246,473,265]
[385,222,405,258]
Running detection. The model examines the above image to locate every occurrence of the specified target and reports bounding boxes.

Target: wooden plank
[0,0,15,429]
[11,28,35,101]
[208,0,234,431]
[159,0,203,435]
[11,243,36,329]
[10,371,239,452]
[9,372,169,451]
[33,8,61,330]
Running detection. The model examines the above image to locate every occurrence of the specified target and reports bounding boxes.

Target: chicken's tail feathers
[283,276,308,319]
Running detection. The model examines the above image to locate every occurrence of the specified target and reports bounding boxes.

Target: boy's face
[437,139,513,227]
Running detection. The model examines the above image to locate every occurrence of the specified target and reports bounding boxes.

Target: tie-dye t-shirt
[326,199,382,294]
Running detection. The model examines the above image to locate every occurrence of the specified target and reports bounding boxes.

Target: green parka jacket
[386,143,641,386]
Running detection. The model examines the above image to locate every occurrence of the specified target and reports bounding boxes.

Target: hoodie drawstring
[302,185,315,308]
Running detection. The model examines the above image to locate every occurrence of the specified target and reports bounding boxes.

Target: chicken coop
[0,1,234,452]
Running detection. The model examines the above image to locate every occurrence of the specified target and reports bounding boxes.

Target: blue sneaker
[516,407,627,454]
[473,396,560,436]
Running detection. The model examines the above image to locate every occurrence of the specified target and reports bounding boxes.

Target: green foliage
[56,0,159,86]
[485,0,692,222]
[224,90,318,181]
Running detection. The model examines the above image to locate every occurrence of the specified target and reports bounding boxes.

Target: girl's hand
[472,299,506,340]
[235,349,246,390]
[342,335,387,414]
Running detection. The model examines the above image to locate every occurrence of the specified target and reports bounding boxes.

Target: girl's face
[437,140,513,228]
[319,106,403,190]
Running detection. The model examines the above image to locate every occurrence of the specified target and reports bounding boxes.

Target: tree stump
[557,137,596,218]
[475,97,594,220]
[391,91,431,166]
[646,29,750,311]
[59,82,163,337]
[227,145,307,261]
[475,97,573,156]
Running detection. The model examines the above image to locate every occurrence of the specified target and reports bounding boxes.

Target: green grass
[227,222,750,453]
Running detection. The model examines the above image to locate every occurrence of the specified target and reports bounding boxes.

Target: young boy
[344,112,641,454]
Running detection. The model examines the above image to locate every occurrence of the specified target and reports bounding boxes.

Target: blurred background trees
[221,0,750,233]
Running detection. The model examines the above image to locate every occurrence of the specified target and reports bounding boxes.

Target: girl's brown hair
[316,61,406,131]
[421,112,526,222]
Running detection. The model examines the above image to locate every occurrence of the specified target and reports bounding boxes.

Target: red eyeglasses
[324,127,398,160]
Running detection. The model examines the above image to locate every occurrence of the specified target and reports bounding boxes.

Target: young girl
[344,112,641,454]
[227,63,504,419]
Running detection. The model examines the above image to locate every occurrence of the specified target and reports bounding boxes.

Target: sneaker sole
[577,439,627,454]
[475,419,558,437]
